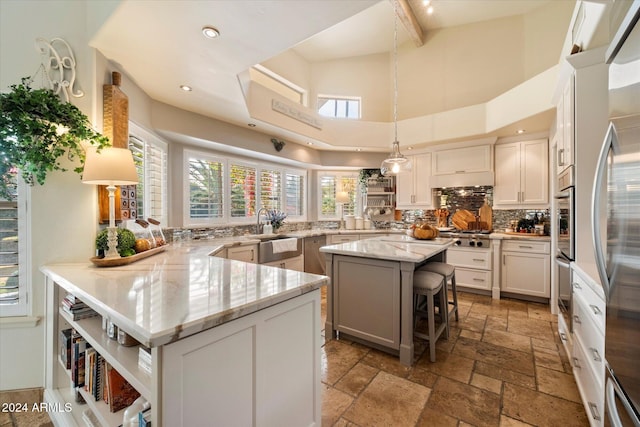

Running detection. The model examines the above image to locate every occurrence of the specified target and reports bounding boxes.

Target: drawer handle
[591,348,602,362]
[572,282,582,290]
[572,357,581,369]
[455,170,466,174]
[518,245,533,249]
[560,332,568,341]
[472,278,485,282]
[590,305,602,315]
[472,258,485,262]
[588,402,601,421]
[573,315,581,325]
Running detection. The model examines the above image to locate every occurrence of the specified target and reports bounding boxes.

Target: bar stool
[413,270,448,363]
[419,262,459,322]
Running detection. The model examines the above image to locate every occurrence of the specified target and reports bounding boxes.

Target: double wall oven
[556,166,575,332]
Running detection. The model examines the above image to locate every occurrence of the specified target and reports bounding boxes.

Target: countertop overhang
[41,243,328,348]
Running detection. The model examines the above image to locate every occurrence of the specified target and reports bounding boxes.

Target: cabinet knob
[590,305,602,315]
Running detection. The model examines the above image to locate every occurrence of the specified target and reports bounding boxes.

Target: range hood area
[430,171,495,188]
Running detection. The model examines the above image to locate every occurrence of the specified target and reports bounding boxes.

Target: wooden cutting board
[451,209,475,230]
[479,202,492,231]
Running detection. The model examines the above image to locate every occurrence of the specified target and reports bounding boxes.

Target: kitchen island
[320,235,453,366]
[41,242,328,427]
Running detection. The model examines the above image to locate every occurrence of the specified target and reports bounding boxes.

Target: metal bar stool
[413,270,448,362]
[419,262,459,322]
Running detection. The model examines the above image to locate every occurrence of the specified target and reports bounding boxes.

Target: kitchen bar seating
[419,262,459,322]
[413,270,448,362]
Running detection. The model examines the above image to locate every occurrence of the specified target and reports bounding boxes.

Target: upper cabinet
[557,74,575,175]
[396,153,433,210]
[433,145,492,175]
[494,139,549,207]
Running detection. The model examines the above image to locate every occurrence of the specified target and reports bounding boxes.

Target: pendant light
[381,0,411,176]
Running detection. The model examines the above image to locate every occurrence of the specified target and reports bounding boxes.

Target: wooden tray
[90,245,166,267]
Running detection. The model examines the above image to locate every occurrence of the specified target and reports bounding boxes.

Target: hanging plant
[0,77,110,199]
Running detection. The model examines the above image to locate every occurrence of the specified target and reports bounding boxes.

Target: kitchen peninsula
[41,242,328,427]
[320,235,453,366]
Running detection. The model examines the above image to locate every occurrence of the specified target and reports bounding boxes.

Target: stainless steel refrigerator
[593,2,640,425]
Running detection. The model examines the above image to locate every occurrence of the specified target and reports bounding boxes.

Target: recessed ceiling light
[516,129,525,134]
[307,142,313,146]
[356,148,362,152]
[407,146,413,150]
[247,123,256,127]
[180,85,192,92]
[427,5,434,15]
[423,0,431,6]
[202,26,220,39]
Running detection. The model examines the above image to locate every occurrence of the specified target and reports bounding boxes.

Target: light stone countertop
[319,235,454,263]
[490,232,551,241]
[41,242,328,348]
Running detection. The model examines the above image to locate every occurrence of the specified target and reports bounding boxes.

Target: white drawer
[572,271,605,335]
[572,336,605,426]
[502,240,550,254]
[447,249,491,270]
[454,267,492,291]
[330,234,360,244]
[573,291,605,385]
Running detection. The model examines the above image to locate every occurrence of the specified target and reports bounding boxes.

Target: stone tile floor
[0,288,587,427]
[320,287,589,427]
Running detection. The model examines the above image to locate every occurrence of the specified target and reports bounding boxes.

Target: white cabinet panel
[433,145,492,175]
[227,244,257,263]
[396,153,432,209]
[494,139,548,207]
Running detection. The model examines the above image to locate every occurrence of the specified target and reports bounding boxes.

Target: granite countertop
[319,235,454,263]
[490,232,551,241]
[41,243,328,348]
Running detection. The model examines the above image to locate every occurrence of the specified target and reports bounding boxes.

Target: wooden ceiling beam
[394,0,424,47]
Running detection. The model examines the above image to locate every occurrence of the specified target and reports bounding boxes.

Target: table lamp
[82,147,138,258]
[336,191,350,229]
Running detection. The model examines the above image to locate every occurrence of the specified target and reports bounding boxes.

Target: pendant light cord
[393,0,398,143]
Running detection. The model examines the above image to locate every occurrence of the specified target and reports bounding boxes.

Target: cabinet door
[227,245,257,263]
[413,153,432,206]
[285,254,304,272]
[494,143,520,205]
[433,145,491,175]
[520,139,548,205]
[395,164,414,207]
[556,92,565,175]
[562,75,574,169]
[501,251,550,298]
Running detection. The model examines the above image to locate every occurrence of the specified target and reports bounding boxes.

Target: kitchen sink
[258,236,302,263]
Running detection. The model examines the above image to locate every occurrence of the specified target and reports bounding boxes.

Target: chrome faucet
[256,207,269,234]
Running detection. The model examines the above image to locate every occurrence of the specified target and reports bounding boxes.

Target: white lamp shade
[82,147,139,186]
[336,191,350,203]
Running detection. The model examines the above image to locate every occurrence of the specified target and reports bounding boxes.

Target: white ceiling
[90,0,557,151]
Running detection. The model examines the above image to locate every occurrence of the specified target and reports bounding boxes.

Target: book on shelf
[105,362,141,413]
[62,305,99,320]
[59,328,72,369]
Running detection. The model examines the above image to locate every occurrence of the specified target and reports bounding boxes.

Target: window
[188,156,225,222]
[128,124,168,223]
[229,162,257,218]
[0,168,29,317]
[260,168,282,211]
[318,172,359,219]
[317,96,360,119]
[184,150,307,226]
[285,172,305,217]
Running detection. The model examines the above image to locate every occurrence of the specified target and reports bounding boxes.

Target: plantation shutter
[129,134,167,223]
[285,172,304,217]
[0,200,19,306]
[259,168,282,211]
[230,163,257,218]
[189,158,224,220]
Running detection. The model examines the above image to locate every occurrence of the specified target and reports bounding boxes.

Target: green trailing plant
[0,77,110,199]
[358,168,383,188]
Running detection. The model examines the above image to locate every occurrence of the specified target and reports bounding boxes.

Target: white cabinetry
[557,74,575,175]
[163,290,321,427]
[571,266,605,427]
[433,145,492,175]
[329,234,361,244]
[365,177,395,219]
[500,240,550,298]
[262,254,304,271]
[396,153,432,209]
[446,248,492,292]
[494,139,549,207]
[227,244,257,263]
